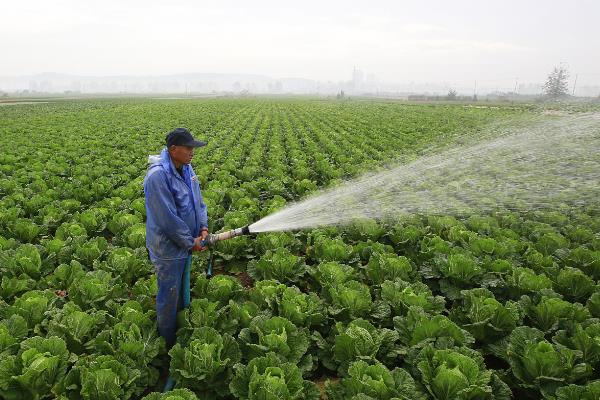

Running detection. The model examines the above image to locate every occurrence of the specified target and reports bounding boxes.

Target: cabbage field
[1,98,599,400]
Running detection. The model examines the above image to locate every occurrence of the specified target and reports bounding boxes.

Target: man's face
[169,145,195,165]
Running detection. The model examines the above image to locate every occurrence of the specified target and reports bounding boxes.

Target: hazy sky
[2,0,599,85]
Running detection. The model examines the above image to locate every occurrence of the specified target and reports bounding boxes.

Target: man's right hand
[192,236,207,252]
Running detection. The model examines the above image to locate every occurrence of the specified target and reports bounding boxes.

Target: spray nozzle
[201,225,252,247]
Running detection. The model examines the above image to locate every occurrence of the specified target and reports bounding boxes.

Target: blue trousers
[153,256,190,349]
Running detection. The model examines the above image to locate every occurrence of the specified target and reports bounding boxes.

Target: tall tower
[352,66,364,91]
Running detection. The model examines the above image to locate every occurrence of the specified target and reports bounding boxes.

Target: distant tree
[543,66,569,98]
[447,89,457,100]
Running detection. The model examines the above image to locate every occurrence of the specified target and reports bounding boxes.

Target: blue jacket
[143,148,208,261]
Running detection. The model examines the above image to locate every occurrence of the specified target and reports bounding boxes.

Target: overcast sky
[2,0,599,86]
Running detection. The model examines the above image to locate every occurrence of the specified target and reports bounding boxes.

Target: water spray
[249,113,600,233]
[201,113,600,238]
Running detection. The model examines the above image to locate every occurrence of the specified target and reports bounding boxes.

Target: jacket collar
[160,147,187,180]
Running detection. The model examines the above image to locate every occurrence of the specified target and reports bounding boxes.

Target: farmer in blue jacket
[144,127,209,349]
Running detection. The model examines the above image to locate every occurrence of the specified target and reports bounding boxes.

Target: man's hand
[192,236,206,252]
[192,229,209,252]
[200,228,209,241]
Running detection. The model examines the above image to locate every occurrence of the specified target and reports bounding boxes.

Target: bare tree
[543,66,569,98]
[447,89,457,100]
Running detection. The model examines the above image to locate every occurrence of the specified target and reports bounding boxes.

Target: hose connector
[201,225,251,247]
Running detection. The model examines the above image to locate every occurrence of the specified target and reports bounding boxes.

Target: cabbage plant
[169,327,241,398]
[229,352,319,400]
[238,315,309,368]
[247,248,307,283]
[506,326,591,398]
[417,345,511,399]
[325,360,427,400]
[0,336,70,400]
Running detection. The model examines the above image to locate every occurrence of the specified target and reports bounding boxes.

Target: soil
[234,271,254,288]
[313,375,339,399]
[209,268,254,288]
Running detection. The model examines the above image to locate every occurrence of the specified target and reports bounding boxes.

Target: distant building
[352,67,364,91]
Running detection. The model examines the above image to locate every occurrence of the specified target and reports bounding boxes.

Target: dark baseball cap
[165,128,207,148]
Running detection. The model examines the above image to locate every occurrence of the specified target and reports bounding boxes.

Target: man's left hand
[192,237,204,252]
[192,229,209,252]
[199,229,209,251]
[200,229,209,240]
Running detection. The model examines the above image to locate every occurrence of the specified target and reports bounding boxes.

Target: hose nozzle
[202,225,251,247]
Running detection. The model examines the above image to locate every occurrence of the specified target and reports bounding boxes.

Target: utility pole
[572,74,578,96]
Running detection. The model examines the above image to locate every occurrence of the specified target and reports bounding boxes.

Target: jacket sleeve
[144,170,195,251]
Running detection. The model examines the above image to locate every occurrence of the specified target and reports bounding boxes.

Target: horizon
[2,0,599,96]
[1,70,599,97]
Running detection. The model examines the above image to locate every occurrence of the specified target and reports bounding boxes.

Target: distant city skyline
[2,69,600,97]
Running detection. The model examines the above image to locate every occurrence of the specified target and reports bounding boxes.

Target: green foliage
[0,336,71,400]
[124,223,146,248]
[506,267,554,296]
[506,326,591,397]
[449,288,520,343]
[394,307,475,354]
[309,261,356,293]
[74,236,108,267]
[278,286,326,328]
[346,219,386,242]
[141,389,199,400]
[193,274,243,305]
[328,280,389,322]
[326,360,427,400]
[567,247,600,280]
[552,267,597,302]
[417,345,511,400]
[2,98,600,398]
[255,232,302,254]
[380,279,446,316]
[56,354,141,400]
[107,212,141,236]
[229,352,319,400]
[364,253,412,285]
[555,380,600,400]
[14,243,42,278]
[329,319,400,374]
[437,253,482,283]
[238,315,309,367]
[553,321,600,369]
[520,291,591,332]
[247,248,307,283]
[95,247,151,286]
[46,302,108,354]
[169,327,241,397]
[8,290,57,331]
[55,221,88,241]
[310,236,353,263]
[10,219,41,243]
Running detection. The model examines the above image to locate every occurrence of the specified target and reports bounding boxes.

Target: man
[143,127,209,349]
